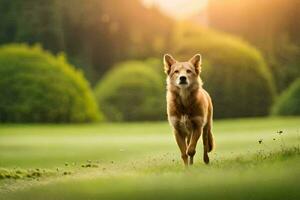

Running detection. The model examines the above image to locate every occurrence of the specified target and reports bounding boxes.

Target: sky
[142,0,208,19]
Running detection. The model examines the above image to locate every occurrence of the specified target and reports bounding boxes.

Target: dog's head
[164,54,202,89]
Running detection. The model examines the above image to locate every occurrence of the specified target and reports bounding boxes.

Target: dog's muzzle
[179,76,188,85]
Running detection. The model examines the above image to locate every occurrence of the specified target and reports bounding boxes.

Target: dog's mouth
[179,80,188,85]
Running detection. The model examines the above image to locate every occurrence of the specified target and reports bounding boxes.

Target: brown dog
[164,54,214,166]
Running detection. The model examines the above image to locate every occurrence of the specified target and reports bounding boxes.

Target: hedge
[94,61,165,121]
[0,44,102,123]
[272,78,300,116]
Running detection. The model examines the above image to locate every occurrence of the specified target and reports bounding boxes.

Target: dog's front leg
[169,116,188,166]
[187,117,204,165]
[174,130,188,166]
[187,128,202,165]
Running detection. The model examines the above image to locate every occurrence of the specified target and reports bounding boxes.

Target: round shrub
[145,58,165,83]
[94,61,165,121]
[272,78,300,116]
[0,44,102,123]
[172,24,276,118]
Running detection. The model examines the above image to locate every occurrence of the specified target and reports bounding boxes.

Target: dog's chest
[179,89,189,107]
[180,115,193,133]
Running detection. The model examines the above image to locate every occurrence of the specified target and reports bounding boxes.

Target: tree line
[0,0,173,84]
[208,0,300,92]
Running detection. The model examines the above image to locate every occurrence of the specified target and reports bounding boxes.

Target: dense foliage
[272,78,300,116]
[172,24,276,118]
[0,0,173,84]
[208,0,300,92]
[1,0,295,121]
[0,44,101,123]
[94,61,165,121]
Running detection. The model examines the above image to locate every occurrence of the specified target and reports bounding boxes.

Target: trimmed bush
[0,44,102,123]
[172,24,276,118]
[145,58,165,83]
[272,78,300,116]
[94,61,165,121]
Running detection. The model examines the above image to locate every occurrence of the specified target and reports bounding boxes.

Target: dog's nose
[179,76,187,82]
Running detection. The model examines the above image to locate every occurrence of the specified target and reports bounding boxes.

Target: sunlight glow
[142,0,208,19]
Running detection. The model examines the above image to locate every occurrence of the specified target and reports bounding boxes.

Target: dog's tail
[207,128,214,153]
[204,120,214,153]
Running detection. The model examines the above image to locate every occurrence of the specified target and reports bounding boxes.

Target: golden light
[142,0,208,19]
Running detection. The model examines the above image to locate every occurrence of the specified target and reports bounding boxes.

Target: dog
[164,54,214,166]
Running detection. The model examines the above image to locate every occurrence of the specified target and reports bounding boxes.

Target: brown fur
[164,54,214,166]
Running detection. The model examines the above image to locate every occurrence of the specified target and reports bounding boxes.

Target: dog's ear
[163,54,177,75]
[189,54,202,74]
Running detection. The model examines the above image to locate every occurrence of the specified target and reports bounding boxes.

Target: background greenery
[208,0,300,93]
[0,0,299,121]
[0,0,173,84]
[272,78,300,116]
[94,61,165,121]
[0,44,101,123]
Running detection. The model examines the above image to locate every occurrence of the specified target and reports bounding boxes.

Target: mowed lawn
[0,117,299,200]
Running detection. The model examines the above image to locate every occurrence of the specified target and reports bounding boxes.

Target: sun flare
[142,0,208,19]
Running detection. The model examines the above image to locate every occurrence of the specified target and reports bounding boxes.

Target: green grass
[0,117,299,200]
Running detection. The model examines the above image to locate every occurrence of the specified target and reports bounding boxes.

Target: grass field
[0,117,299,200]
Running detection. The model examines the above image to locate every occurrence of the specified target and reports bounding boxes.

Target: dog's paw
[203,154,210,164]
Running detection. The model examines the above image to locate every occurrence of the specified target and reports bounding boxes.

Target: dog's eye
[187,69,192,74]
[174,70,179,73]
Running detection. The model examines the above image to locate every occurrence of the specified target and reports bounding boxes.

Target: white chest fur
[179,88,189,107]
